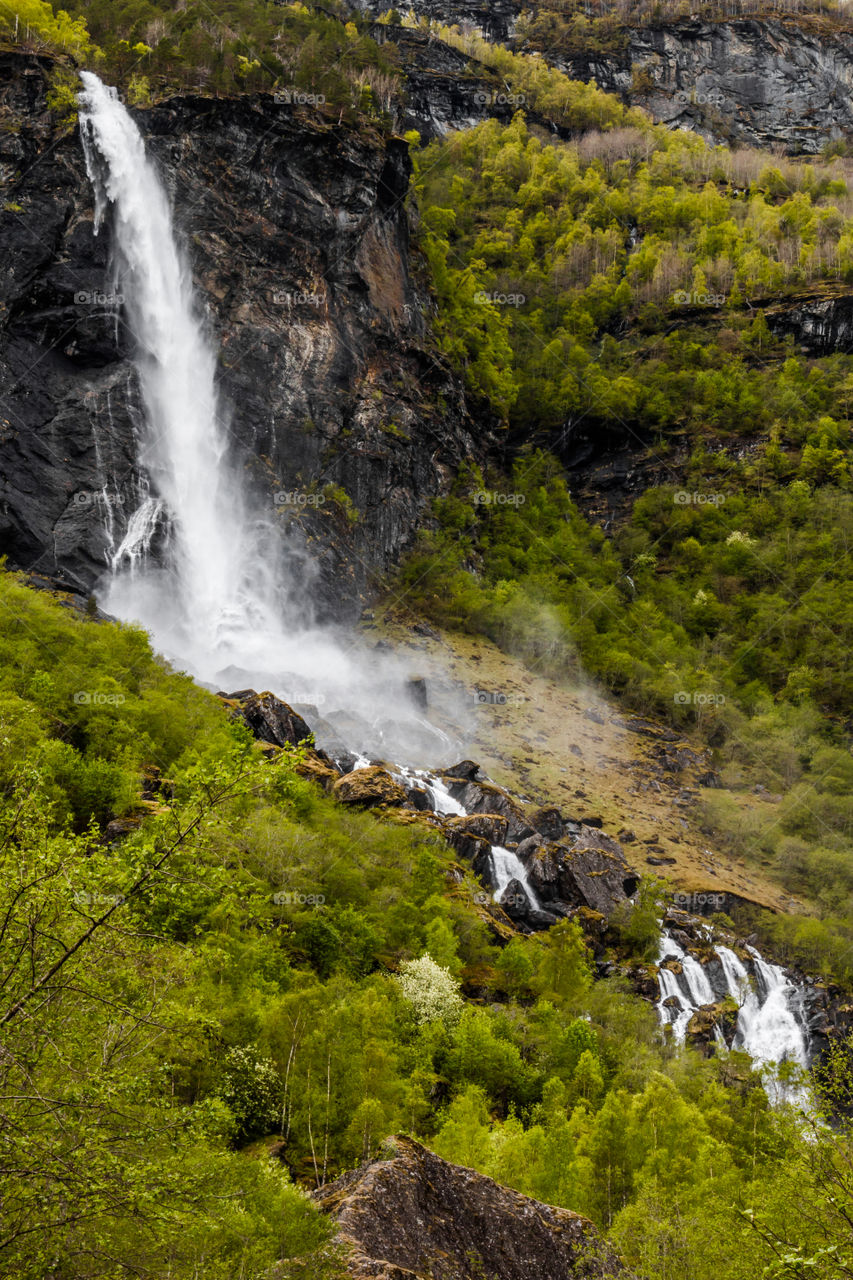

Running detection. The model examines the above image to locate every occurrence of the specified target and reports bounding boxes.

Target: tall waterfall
[77,73,347,688]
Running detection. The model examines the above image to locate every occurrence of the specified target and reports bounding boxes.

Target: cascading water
[490,847,541,909]
[77,73,348,689]
[657,929,811,1106]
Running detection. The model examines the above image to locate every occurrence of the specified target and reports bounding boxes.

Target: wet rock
[527,826,639,918]
[405,675,428,711]
[444,778,527,840]
[686,1000,738,1055]
[528,806,564,841]
[499,877,532,922]
[443,759,481,781]
[0,51,480,616]
[314,1135,627,1280]
[222,690,314,749]
[405,785,432,811]
[333,766,408,808]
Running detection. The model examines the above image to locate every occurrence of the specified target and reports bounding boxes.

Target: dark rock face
[765,290,853,354]
[221,689,314,748]
[444,776,528,839]
[443,811,509,857]
[314,1135,628,1280]
[528,826,639,918]
[0,52,482,616]
[555,18,853,154]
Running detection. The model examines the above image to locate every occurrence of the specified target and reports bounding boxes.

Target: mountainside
[559,16,853,154]
[6,3,853,1280]
[0,50,480,617]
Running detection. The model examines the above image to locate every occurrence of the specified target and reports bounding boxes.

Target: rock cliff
[0,50,482,617]
[314,1136,628,1280]
[558,17,853,154]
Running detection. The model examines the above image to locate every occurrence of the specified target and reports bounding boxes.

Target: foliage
[394,953,463,1025]
[3,567,851,1280]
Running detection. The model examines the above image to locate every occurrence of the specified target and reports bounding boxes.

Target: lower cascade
[657,929,812,1104]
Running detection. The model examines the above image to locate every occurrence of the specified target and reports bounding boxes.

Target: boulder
[293,749,341,792]
[443,759,481,781]
[405,785,433,812]
[443,778,527,840]
[314,1136,628,1280]
[222,690,313,749]
[686,1001,739,1056]
[333,767,408,808]
[529,806,565,841]
[527,826,639,919]
[499,877,531,922]
[444,812,508,847]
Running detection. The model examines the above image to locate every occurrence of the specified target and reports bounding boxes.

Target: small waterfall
[656,930,811,1105]
[424,776,466,817]
[490,846,541,910]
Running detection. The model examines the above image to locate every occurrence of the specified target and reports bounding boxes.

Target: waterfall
[656,930,811,1106]
[490,846,541,909]
[77,73,345,687]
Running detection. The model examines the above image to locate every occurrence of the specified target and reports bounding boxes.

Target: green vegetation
[413,112,853,430]
[401,105,853,981]
[2,566,852,1280]
[2,0,401,120]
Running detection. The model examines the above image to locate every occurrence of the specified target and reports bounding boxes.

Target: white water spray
[657,930,811,1106]
[77,72,350,690]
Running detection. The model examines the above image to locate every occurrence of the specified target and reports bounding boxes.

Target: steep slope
[0,51,480,618]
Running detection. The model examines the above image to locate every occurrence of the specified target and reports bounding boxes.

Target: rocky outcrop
[333,765,409,806]
[0,51,482,617]
[368,3,853,154]
[314,1136,628,1280]
[221,689,314,749]
[526,826,640,918]
[557,18,853,154]
[764,289,853,354]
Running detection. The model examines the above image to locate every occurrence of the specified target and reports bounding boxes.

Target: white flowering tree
[394,953,463,1027]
